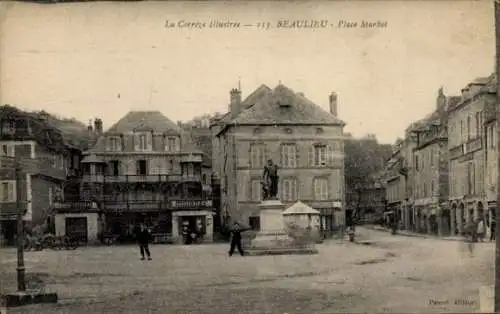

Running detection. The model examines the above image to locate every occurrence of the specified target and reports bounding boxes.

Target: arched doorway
[441,206,451,236]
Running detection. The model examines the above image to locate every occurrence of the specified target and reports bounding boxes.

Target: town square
[0,1,498,313]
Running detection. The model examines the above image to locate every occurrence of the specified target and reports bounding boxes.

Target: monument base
[245,199,318,256]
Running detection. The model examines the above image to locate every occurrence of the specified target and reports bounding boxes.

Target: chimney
[94,118,103,134]
[229,88,242,117]
[329,92,338,116]
[436,87,446,113]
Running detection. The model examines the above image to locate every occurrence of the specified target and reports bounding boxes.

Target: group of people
[463,217,496,243]
[132,221,248,260]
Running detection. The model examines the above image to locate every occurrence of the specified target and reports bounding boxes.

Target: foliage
[344,134,392,214]
[284,221,316,245]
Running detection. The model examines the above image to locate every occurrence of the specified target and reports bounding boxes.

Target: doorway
[65,217,88,243]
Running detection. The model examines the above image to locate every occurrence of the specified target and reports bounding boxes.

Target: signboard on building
[169,199,213,209]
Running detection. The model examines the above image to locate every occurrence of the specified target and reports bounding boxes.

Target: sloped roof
[231,84,345,126]
[106,111,180,134]
[217,84,273,124]
[283,201,320,216]
[81,154,106,164]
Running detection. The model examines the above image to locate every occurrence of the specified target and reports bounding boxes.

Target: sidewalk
[364,225,467,242]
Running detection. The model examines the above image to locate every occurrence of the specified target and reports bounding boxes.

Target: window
[314,145,327,167]
[48,187,53,207]
[108,137,122,151]
[431,180,435,196]
[249,216,260,230]
[251,180,261,201]
[460,120,464,142]
[415,155,419,171]
[136,160,147,176]
[282,178,297,202]
[0,181,15,202]
[138,134,147,150]
[250,144,266,168]
[1,120,15,134]
[314,178,328,200]
[430,149,434,167]
[0,144,14,157]
[166,137,177,152]
[50,154,57,168]
[467,162,475,195]
[281,144,297,168]
[467,116,471,141]
[109,160,120,176]
[58,155,64,169]
[476,112,481,138]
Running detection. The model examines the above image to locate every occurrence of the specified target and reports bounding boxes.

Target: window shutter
[249,145,252,168]
[149,132,154,151]
[133,134,139,151]
[264,145,270,166]
[175,137,181,152]
[8,182,15,202]
[313,179,319,200]
[279,145,283,167]
[327,145,334,167]
[7,145,15,157]
[308,146,314,167]
[295,145,299,168]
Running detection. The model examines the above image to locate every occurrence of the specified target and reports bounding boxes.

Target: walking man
[136,223,152,261]
[229,222,245,257]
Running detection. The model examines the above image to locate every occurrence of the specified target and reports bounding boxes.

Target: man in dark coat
[491,219,496,242]
[229,222,245,257]
[135,223,152,260]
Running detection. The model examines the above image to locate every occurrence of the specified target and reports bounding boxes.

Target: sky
[0,1,494,144]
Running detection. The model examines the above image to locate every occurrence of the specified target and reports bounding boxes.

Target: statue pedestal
[246,199,318,256]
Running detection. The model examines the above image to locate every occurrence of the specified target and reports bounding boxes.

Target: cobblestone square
[0,228,494,313]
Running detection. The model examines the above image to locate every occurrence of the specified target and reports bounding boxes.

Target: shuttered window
[282,178,297,202]
[250,144,266,168]
[281,144,297,168]
[0,181,16,202]
[314,178,328,200]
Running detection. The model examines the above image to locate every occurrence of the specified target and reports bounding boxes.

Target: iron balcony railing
[53,198,214,212]
[81,174,202,183]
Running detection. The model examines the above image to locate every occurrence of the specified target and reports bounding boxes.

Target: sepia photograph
[0,0,497,313]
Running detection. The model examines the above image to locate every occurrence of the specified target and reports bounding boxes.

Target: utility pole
[15,157,26,292]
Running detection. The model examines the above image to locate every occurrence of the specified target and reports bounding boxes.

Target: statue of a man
[262,159,279,200]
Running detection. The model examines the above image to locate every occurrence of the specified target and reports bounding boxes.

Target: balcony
[81,174,202,184]
[53,198,214,213]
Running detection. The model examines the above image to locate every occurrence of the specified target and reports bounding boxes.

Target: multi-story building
[53,111,214,244]
[483,75,497,232]
[0,105,81,245]
[409,88,451,235]
[384,141,406,224]
[356,176,386,223]
[448,75,494,235]
[211,84,346,236]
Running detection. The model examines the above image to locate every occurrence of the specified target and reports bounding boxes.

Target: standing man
[228,222,245,257]
[135,223,152,261]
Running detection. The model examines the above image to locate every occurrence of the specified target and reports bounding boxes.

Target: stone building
[384,141,406,224]
[211,84,346,236]
[408,88,451,235]
[448,75,494,235]
[54,111,214,244]
[483,75,497,232]
[0,105,81,245]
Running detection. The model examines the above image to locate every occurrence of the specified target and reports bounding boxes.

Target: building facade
[54,111,214,244]
[211,84,346,236]
[410,88,450,236]
[384,142,406,225]
[0,105,81,245]
[448,75,496,235]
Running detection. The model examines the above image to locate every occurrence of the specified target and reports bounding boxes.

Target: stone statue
[262,159,279,200]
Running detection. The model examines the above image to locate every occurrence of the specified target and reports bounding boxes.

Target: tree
[344,135,392,220]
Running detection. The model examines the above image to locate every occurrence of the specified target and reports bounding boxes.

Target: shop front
[169,199,215,244]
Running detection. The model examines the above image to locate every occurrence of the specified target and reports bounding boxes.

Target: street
[0,227,494,313]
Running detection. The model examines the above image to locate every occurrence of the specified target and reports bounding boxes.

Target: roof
[217,84,345,134]
[106,111,180,134]
[283,201,320,215]
[81,154,106,164]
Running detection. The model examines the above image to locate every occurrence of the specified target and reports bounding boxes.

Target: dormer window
[134,132,152,152]
[316,128,324,134]
[253,128,262,135]
[284,128,293,134]
[107,136,122,152]
[1,120,15,135]
[165,137,179,152]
